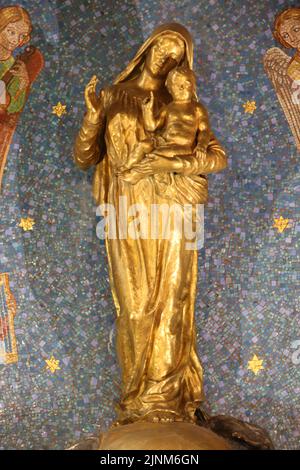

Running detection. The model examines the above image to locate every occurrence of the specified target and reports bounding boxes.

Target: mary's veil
[114,23,194,84]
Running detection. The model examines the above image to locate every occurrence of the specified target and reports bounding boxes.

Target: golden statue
[73,23,274,450]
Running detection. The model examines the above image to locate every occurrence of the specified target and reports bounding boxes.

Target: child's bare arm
[196,103,211,150]
[142,91,166,131]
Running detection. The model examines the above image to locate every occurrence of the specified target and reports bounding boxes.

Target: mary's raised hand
[85,75,104,124]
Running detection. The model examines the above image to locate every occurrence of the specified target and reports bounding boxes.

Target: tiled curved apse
[0,0,299,449]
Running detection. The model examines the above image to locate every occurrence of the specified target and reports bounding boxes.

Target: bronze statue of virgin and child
[73,23,273,450]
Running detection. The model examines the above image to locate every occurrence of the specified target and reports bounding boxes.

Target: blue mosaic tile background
[0,0,299,449]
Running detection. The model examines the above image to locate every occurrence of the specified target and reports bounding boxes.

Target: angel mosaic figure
[0,5,44,190]
[264,7,300,151]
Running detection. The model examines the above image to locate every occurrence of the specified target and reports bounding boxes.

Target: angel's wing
[264,47,300,151]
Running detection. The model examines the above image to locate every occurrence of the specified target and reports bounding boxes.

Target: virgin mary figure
[74,23,227,426]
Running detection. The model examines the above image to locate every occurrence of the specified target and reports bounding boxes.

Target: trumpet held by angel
[264,6,300,151]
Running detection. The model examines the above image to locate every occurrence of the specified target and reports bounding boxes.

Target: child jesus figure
[118,66,211,188]
[142,66,210,159]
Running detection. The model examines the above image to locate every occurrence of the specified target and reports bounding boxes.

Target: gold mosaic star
[19,217,35,231]
[247,354,264,375]
[243,100,256,114]
[273,216,290,233]
[45,355,61,373]
[52,101,67,117]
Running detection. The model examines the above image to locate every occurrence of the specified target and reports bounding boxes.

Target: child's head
[166,66,196,101]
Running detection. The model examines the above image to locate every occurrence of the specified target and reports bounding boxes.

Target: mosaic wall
[0,0,299,449]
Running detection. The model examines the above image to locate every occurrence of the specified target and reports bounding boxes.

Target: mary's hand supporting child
[119,147,207,182]
[130,154,184,175]
[117,154,184,184]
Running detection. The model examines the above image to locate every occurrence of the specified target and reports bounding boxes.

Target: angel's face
[280,18,300,50]
[0,20,30,53]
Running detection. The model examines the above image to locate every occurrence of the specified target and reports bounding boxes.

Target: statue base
[68,412,274,450]
[99,421,231,450]
[69,421,231,450]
